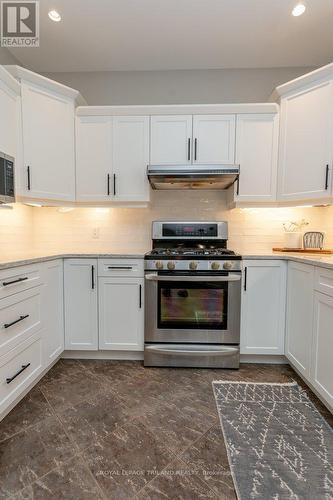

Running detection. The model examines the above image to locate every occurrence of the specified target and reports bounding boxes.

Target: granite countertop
[0,251,147,270]
[243,252,333,270]
[1,250,333,271]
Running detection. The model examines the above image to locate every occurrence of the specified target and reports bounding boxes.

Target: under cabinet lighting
[48,10,62,22]
[292,3,306,16]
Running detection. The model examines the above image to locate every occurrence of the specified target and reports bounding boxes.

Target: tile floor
[0,360,332,499]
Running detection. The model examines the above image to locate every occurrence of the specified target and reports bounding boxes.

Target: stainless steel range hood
[147,164,239,190]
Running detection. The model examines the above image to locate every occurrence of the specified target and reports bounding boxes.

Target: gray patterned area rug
[212,381,333,500]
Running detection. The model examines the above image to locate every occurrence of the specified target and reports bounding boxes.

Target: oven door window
[158,281,228,330]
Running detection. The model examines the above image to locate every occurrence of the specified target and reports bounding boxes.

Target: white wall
[0,48,22,65]
[43,66,315,105]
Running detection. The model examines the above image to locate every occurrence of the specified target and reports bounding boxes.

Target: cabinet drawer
[314,267,333,297]
[0,287,41,356]
[98,259,144,277]
[0,333,42,415]
[0,264,42,300]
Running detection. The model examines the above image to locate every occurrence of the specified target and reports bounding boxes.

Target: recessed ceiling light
[292,3,306,16]
[48,10,61,22]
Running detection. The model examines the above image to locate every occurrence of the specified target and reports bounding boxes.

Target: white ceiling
[7,0,333,72]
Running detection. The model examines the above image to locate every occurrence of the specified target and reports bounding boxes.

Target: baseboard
[240,354,287,364]
[61,350,144,360]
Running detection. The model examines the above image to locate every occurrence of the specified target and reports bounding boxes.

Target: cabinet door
[41,260,64,366]
[240,260,286,355]
[234,114,278,201]
[0,78,18,158]
[285,262,314,377]
[278,80,333,201]
[311,292,333,408]
[192,115,235,164]
[99,277,144,351]
[150,115,192,165]
[113,116,150,202]
[20,82,75,202]
[64,259,98,350]
[76,115,113,202]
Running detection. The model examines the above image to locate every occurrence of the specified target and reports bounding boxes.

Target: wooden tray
[273,248,333,255]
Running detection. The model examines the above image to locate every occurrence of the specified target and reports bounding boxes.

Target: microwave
[0,152,15,204]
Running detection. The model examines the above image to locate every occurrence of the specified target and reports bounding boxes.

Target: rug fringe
[211,380,298,386]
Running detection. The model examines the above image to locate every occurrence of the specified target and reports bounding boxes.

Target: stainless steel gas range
[144,221,242,369]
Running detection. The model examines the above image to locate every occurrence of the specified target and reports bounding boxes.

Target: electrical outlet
[92,227,100,239]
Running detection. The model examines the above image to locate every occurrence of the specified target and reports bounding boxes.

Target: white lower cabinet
[99,277,144,351]
[64,259,98,350]
[240,260,286,355]
[285,262,314,377]
[311,291,333,408]
[41,260,64,366]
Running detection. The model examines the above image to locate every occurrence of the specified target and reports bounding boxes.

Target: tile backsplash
[32,191,333,254]
[1,192,333,258]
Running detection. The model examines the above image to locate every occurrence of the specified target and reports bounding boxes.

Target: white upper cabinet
[240,260,286,355]
[192,115,236,164]
[5,66,85,203]
[112,116,150,202]
[277,79,333,201]
[20,82,76,202]
[76,115,113,202]
[150,115,192,165]
[0,67,20,158]
[234,113,278,201]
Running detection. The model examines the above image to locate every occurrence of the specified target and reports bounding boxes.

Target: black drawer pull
[2,277,28,287]
[27,166,31,191]
[4,314,29,329]
[91,265,95,290]
[244,267,248,291]
[139,284,142,309]
[325,164,329,190]
[107,173,111,196]
[6,363,30,384]
[107,266,133,270]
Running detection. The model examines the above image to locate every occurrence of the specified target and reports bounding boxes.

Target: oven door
[145,272,241,344]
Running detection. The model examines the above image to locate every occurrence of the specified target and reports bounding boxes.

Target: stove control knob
[211,262,220,271]
[167,261,175,270]
[223,261,233,270]
[155,261,164,270]
[189,261,198,271]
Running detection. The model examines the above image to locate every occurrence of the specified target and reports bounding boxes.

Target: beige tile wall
[0,204,34,258]
[0,193,332,259]
[30,191,333,254]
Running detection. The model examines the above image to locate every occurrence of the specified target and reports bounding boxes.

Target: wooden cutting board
[273,248,333,254]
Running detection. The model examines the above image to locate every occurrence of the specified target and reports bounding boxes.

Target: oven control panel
[145,259,242,272]
[152,221,228,240]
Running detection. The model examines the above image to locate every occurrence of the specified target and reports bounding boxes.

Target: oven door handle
[145,273,241,282]
[145,345,239,356]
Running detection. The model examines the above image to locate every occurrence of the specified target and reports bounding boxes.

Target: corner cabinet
[64,259,98,350]
[240,260,286,355]
[277,79,333,202]
[0,67,20,159]
[285,262,314,377]
[76,113,150,203]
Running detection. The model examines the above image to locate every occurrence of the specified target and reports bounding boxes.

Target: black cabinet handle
[139,284,142,309]
[108,266,133,270]
[2,277,28,287]
[113,174,116,196]
[194,138,197,161]
[4,314,29,329]
[107,174,110,196]
[6,363,30,384]
[244,267,247,291]
[236,174,240,195]
[91,265,95,290]
[27,166,31,191]
[325,164,329,190]
[187,138,191,161]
